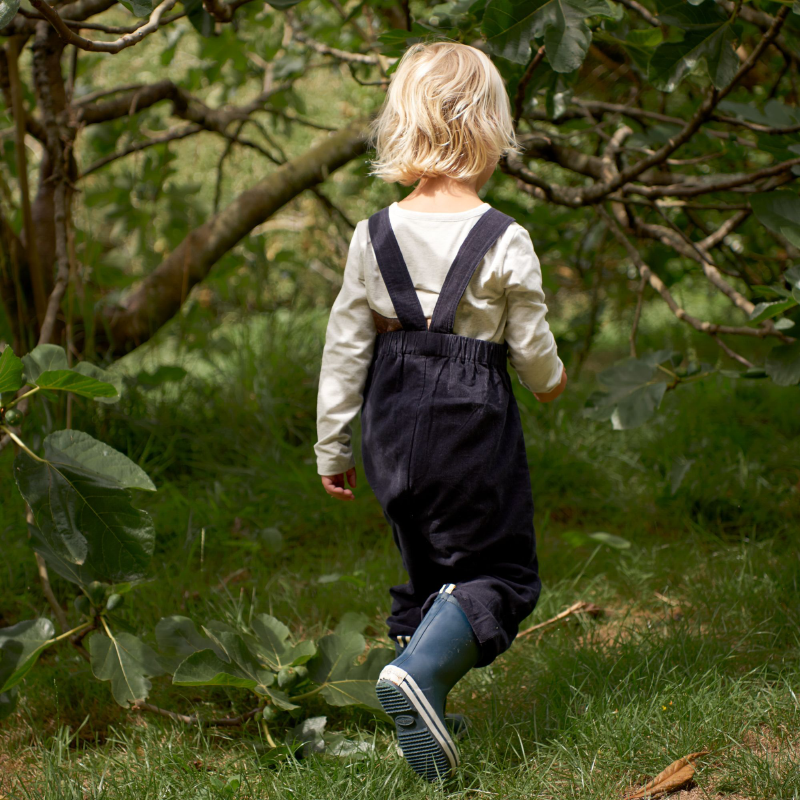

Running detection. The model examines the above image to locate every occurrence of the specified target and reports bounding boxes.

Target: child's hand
[533,367,567,403]
[321,468,357,501]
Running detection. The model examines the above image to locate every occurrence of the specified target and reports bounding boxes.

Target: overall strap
[428,208,515,334]
[367,207,428,332]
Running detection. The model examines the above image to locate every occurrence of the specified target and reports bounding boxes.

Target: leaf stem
[0,427,46,462]
[50,620,93,644]
[7,386,40,409]
[100,615,114,638]
[261,720,277,748]
[656,363,679,380]
[288,686,321,702]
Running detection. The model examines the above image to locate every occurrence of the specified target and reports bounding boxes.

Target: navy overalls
[360,206,542,668]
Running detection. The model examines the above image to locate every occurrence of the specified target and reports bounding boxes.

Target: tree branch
[625,157,800,199]
[513,45,546,125]
[615,0,659,26]
[596,205,790,342]
[29,0,180,54]
[96,119,369,355]
[292,28,388,66]
[79,124,203,178]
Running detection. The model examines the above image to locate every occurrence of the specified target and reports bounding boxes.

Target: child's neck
[397,175,485,213]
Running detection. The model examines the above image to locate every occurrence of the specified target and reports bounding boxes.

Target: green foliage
[251,614,316,671]
[649,0,738,92]
[165,612,390,714]
[0,348,24,394]
[16,432,156,582]
[46,430,156,491]
[751,191,800,251]
[155,616,218,672]
[0,619,55,695]
[30,370,118,399]
[21,344,70,382]
[182,0,214,37]
[17,345,120,403]
[117,0,154,17]
[307,632,392,709]
[482,0,621,71]
[584,350,678,429]
[765,340,800,387]
[88,630,164,707]
[0,0,19,28]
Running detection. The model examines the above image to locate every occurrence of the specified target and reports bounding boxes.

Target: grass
[1,308,799,798]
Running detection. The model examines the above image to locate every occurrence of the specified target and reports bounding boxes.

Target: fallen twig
[517,601,604,638]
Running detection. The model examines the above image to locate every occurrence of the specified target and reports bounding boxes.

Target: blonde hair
[368,41,520,186]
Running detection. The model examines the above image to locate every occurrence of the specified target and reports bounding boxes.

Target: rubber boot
[393,638,470,740]
[377,583,479,781]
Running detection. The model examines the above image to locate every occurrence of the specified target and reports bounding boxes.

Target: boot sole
[376,665,458,782]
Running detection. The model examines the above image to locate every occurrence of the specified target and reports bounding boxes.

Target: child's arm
[501,226,566,401]
[315,221,376,500]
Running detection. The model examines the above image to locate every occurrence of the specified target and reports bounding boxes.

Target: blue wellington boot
[377,584,479,782]
[393,638,470,740]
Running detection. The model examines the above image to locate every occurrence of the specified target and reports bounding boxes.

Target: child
[314,41,567,782]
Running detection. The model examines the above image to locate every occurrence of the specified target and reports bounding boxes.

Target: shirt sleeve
[314,220,376,476]
[502,225,564,395]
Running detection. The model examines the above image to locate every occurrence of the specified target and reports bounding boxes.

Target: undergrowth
[1,309,798,798]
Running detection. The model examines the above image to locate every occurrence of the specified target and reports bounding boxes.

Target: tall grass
[1,308,799,798]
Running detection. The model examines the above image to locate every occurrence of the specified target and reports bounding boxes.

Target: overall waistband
[374,330,508,368]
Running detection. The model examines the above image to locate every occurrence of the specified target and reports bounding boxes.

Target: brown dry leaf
[624,751,708,799]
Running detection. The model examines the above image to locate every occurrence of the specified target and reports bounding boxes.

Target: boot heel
[376,671,457,782]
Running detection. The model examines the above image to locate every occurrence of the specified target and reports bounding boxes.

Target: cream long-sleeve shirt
[314,201,563,476]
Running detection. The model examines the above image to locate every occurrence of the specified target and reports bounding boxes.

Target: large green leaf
[182,0,213,36]
[748,299,798,323]
[173,649,258,689]
[648,23,737,91]
[595,28,662,73]
[155,616,222,673]
[32,370,118,399]
[15,432,155,581]
[72,363,123,405]
[19,345,119,401]
[21,344,68,383]
[0,0,20,29]
[718,98,800,129]
[751,192,800,250]
[482,0,619,71]
[0,347,24,394]
[118,0,153,16]
[307,633,393,709]
[28,524,98,587]
[0,618,55,694]
[583,351,674,429]
[173,632,274,693]
[656,0,727,29]
[251,614,317,671]
[765,341,800,387]
[46,430,155,491]
[89,631,163,707]
[649,1,737,92]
